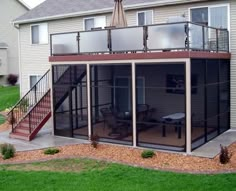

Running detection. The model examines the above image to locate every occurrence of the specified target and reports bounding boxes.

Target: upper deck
[49,21,230,62]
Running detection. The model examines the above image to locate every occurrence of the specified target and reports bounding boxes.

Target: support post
[132,62,137,147]
[50,64,55,136]
[87,64,92,138]
[185,59,191,154]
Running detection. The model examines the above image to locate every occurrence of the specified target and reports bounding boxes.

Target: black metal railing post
[202,26,205,51]
[143,26,148,52]
[29,112,31,134]
[185,22,190,51]
[50,34,53,56]
[216,29,219,52]
[227,30,230,52]
[11,111,14,132]
[77,32,80,54]
[34,86,37,104]
[108,29,112,53]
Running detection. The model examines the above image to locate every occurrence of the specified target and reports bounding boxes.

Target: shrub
[141,150,155,159]
[90,134,100,148]
[219,144,232,164]
[20,98,29,112]
[0,143,16,160]
[7,74,18,86]
[44,148,60,155]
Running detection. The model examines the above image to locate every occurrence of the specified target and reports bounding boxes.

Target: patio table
[161,112,185,139]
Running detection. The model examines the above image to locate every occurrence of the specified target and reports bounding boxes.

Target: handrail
[50,21,228,36]
[50,21,230,56]
[7,69,50,115]
[8,69,50,133]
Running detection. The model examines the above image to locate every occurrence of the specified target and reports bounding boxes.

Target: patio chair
[100,107,128,137]
[100,108,111,129]
[106,113,128,137]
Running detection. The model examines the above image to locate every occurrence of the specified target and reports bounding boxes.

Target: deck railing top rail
[50,21,229,56]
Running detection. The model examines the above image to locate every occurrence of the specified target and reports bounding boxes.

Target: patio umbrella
[110,0,127,27]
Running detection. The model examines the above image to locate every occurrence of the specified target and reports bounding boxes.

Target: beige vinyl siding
[0,0,27,83]
[19,24,50,94]
[19,0,236,129]
[229,1,236,129]
[0,49,8,75]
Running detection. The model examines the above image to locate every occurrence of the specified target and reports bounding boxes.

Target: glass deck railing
[50,21,229,56]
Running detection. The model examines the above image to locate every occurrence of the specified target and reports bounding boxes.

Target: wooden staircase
[9,91,51,141]
[8,70,51,141]
[8,65,86,141]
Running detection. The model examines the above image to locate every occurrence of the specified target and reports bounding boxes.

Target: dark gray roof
[14,0,204,24]
[0,42,8,48]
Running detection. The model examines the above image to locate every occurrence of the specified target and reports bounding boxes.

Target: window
[29,75,41,88]
[137,10,153,26]
[84,18,95,31]
[191,5,229,29]
[31,23,48,44]
[191,7,208,25]
[84,16,106,31]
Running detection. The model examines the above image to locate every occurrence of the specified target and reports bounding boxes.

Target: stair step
[10,132,30,141]
[14,126,30,134]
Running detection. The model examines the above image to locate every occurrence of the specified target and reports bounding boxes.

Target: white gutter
[13,0,207,25]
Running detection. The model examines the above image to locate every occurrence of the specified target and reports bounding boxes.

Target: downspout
[13,22,23,97]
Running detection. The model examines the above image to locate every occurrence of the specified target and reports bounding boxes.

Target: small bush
[219,144,232,164]
[0,143,16,160]
[20,98,29,112]
[44,148,60,155]
[141,150,155,159]
[7,74,18,86]
[90,134,100,148]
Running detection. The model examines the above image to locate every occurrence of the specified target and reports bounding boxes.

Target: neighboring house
[0,0,29,84]
[10,0,235,154]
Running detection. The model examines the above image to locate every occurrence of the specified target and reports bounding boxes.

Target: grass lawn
[0,114,5,125]
[0,86,19,111]
[0,159,235,191]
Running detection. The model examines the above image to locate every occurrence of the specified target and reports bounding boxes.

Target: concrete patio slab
[192,130,236,158]
[0,127,88,152]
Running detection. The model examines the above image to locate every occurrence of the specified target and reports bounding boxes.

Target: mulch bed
[0,141,235,173]
[0,110,235,173]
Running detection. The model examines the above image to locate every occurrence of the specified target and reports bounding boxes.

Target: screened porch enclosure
[191,59,230,149]
[53,64,88,138]
[52,59,230,152]
[90,63,186,150]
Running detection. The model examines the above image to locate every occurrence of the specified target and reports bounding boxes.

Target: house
[10,0,234,154]
[0,0,29,84]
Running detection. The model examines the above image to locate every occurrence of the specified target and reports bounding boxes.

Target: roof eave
[13,0,207,25]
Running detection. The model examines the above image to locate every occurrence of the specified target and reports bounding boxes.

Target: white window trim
[83,16,106,31]
[136,10,154,26]
[189,4,230,29]
[83,17,95,31]
[188,3,230,50]
[28,74,42,89]
[30,23,49,45]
